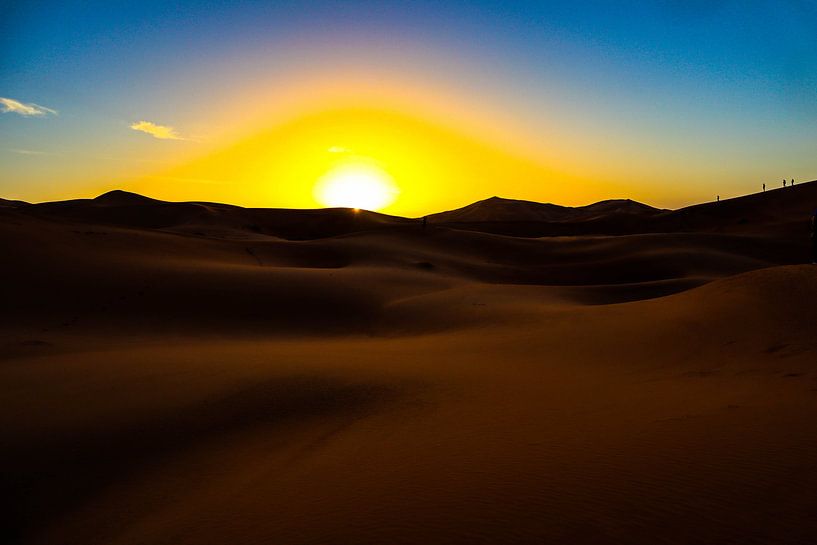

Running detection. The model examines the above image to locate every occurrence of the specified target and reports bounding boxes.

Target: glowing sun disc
[315,163,398,211]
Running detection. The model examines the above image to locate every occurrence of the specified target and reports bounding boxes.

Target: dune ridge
[430,180,817,238]
[427,195,664,223]
[8,180,816,241]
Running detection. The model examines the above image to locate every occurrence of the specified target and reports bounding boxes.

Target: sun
[314,162,398,211]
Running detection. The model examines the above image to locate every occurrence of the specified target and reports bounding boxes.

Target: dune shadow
[2,374,403,544]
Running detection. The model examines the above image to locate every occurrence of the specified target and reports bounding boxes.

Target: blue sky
[2,0,816,208]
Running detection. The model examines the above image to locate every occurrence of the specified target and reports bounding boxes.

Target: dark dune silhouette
[2,181,817,545]
[23,189,416,240]
[13,180,817,241]
[430,180,817,238]
[428,195,663,223]
[0,197,29,208]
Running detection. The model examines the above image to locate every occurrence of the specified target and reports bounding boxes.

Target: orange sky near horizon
[77,83,695,217]
[124,104,616,217]
[7,84,794,216]
[50,70,785,215]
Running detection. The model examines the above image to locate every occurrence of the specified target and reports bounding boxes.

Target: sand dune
[2,186,817,544]
[431,180,817,239]
[428,195,663,223]
[0,197,29,208]
[23,190,416,240]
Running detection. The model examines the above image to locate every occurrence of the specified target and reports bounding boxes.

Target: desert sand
[2,183,817,544]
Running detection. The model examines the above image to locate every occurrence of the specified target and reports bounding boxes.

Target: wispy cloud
[130,120,183,140]
[0,97,58,117]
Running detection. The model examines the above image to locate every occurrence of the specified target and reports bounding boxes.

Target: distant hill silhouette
[93,189,161,206]
[0,197,29,208]
[2,179,816,239]
[15,191,416,240]
[428,181,817,238]
[428,196,662,223]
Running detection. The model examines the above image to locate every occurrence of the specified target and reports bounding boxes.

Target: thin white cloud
[130,120,183,140]
[0,97,58,117]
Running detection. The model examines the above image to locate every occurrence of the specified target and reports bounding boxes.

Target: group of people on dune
[761,178,796,192]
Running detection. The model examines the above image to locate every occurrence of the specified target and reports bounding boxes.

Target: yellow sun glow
[314,162,398,210]
[137,107,618,216]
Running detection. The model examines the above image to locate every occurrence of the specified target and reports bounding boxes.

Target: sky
[2,0,816,215]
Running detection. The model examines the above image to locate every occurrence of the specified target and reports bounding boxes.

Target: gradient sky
[2,0,816,215]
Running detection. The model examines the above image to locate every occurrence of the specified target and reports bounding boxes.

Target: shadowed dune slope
[2,186,817,545]
[0,199,809,336]
[1,264,816,545]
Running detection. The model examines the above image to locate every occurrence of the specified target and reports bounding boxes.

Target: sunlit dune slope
[2,184,817,545]
[2,259,817,544]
